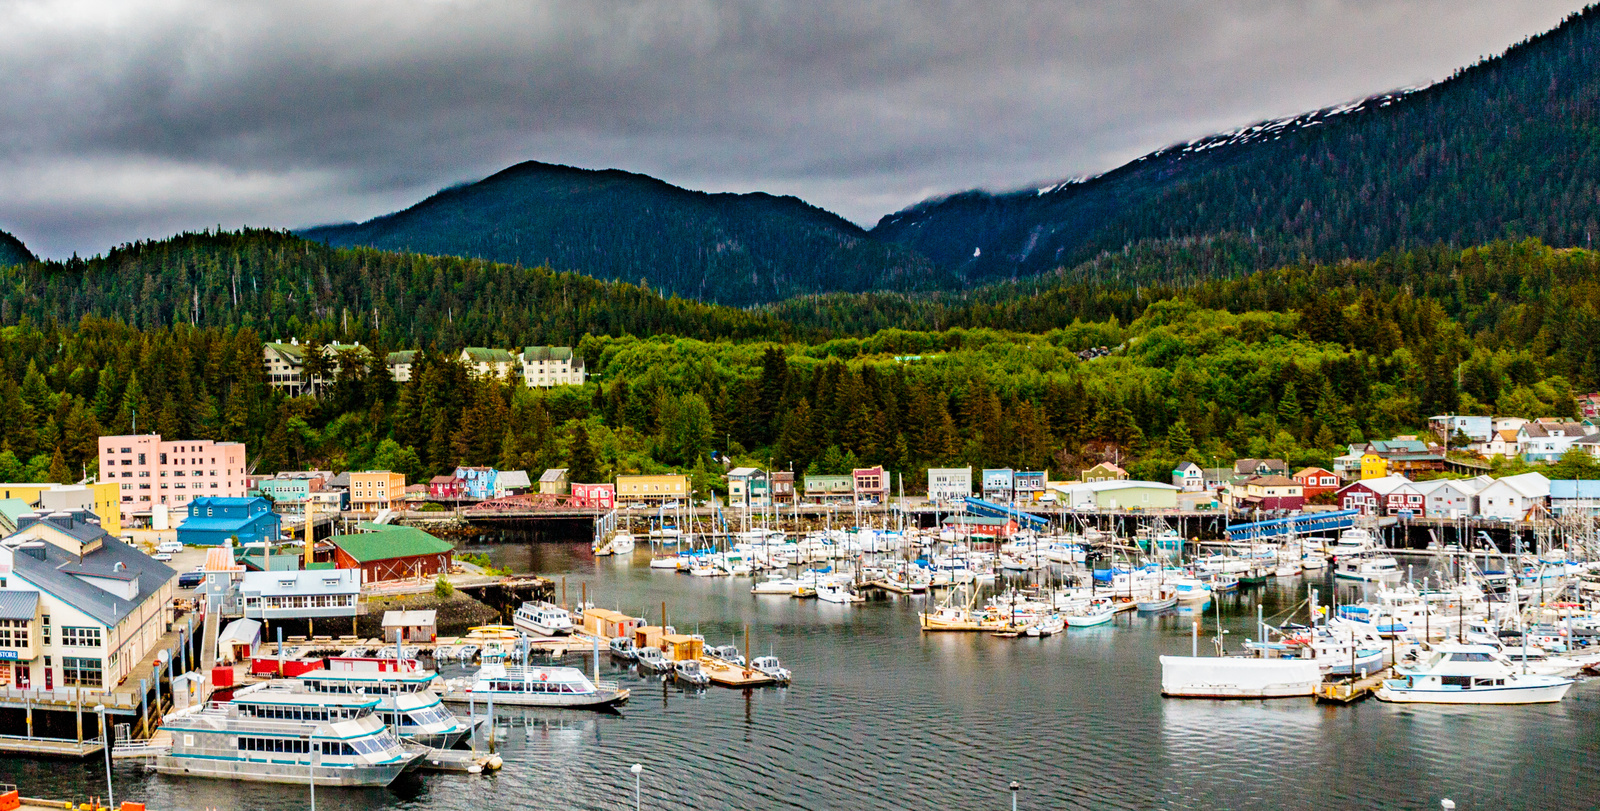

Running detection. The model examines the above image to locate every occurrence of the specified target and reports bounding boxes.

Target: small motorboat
[1137,585,1178,612]
[608,636,638,660]
[674,659,711,687]
[1025,614,1066,637]
[635,646,672,672]
[1065,597,1117,628]
[751,656,792,684]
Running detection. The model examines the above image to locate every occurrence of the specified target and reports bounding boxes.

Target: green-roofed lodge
[329,523,454,583]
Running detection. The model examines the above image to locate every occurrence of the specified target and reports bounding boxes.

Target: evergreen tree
[567,422,601,484]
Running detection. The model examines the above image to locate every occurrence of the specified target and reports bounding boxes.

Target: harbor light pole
[94,703,113,809]
[631,763,644,811]
[1009,780,1020,811]
[306,734,318,811]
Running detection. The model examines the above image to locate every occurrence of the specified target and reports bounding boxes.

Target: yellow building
[616,474,690,505]
[1360,453,1389,480]
[0,482,121,535]
[349,471,407,511]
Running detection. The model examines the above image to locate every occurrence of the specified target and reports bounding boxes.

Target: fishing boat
[1025,614,1066,637]
[673,659,711,687]
[512,601,574,636]
[1065,597,1117,627]
[1207,573,1240,593]
[1171,578,1213,603]
[441,664,629,709]
[1375,643,1575,704]
[153,688,420,786]
[635,646,672,672]
[608,636,638,659]
[1335,553,1401,581]
[1136,584,1179,612]
[1329,527,1376,557]
[751,656,792,683]
[815,582,864,604]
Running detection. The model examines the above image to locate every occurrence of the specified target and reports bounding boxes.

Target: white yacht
[1329,528,1376,557]
[513,601,574,636]
[1160,655,1322,698]
[154,688,419,786]
[293,665,472,748]
[1376,643,1575,704]
[441,664,629,709]
[1064,597,1116,627]
[1336,553,1401,581]
[815,582,864,604]
[1171,578,1213,604]
[674,659,711,686]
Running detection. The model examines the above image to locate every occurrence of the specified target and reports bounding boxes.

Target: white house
[1518,422,1591,463]
[1171,462,1204,492]
[0,510,175,693]
[1550,480,1600,516]
[1475,472,1551,521]
[1475,429,1523,460]
[1411,476,1492,519]
[927,468,973,503]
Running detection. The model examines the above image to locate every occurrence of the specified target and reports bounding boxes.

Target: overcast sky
[0,0,1587,259]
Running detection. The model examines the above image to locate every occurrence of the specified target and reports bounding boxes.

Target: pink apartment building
[98,434,249,524]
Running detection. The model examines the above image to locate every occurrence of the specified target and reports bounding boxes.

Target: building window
[62,657,102,688]
[0,620,28,648]
[61,627,102,647]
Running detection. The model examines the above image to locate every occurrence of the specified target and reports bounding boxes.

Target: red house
[429,475,465,499]
[571,482,615,509]
[1336,476,1420,517]
[1292,467,1341,498]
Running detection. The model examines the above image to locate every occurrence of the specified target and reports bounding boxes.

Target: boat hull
[1159,656,1321,699]
[151,754,413,786]
[440,687,629,709]
[1066,611,1115,627]
[1375,680,1574,704]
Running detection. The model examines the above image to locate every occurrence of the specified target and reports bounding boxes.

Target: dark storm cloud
[0,0,1586,258]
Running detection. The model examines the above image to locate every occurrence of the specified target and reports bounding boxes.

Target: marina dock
[1314,670,1390,705]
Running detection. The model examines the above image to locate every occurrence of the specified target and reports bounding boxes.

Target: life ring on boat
[540,672,549,681]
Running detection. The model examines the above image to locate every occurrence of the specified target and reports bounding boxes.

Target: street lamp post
[307,735,318,811]
[93,703,113,809]
[631,763,644,811]
[1009,780,1020,811]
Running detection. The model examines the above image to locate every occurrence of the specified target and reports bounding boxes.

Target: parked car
[177,572,205,588]
[152,552,173,561]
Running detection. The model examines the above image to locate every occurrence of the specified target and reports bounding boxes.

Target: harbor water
[4,538,1597,810]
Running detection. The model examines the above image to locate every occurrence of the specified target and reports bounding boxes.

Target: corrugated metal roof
[241,569,360,598]
[0,591,39,620]
[4,518,174,626]
[1551,480,1600,499]
[382,610,436,627]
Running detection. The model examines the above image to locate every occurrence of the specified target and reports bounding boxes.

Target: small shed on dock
[581,608,640,640]
[381,610,438,643]
[660,633,704,662]
[217,618,263,664]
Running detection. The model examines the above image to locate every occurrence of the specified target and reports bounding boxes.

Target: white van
[156,540,183,554]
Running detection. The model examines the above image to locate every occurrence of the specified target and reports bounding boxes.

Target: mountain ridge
[0,228,34,266]
[300,160,947,305]
[871,5,1600,282]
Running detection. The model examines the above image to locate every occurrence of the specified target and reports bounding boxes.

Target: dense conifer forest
[3,231,1598,492]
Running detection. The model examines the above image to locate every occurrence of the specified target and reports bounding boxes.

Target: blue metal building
[175,496,282,547]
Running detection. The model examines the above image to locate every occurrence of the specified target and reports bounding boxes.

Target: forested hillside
[0,229,33,267]
[873,5,1600,284]
[3,229,1596,491]
[0,229,794,347]
[301,162,946,305]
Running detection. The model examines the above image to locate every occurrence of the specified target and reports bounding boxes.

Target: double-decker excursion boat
[441,664,630,709]
[293,664,472,748]
[154,687,421,786]
[513,602,575,636]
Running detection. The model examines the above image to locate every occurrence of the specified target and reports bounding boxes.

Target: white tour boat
[441,664,629,709]
[513,601,574,636]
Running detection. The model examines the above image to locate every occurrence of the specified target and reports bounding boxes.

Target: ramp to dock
[198,608,220,675]
[1224,510,1359,543]
[962,498,1050,531]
